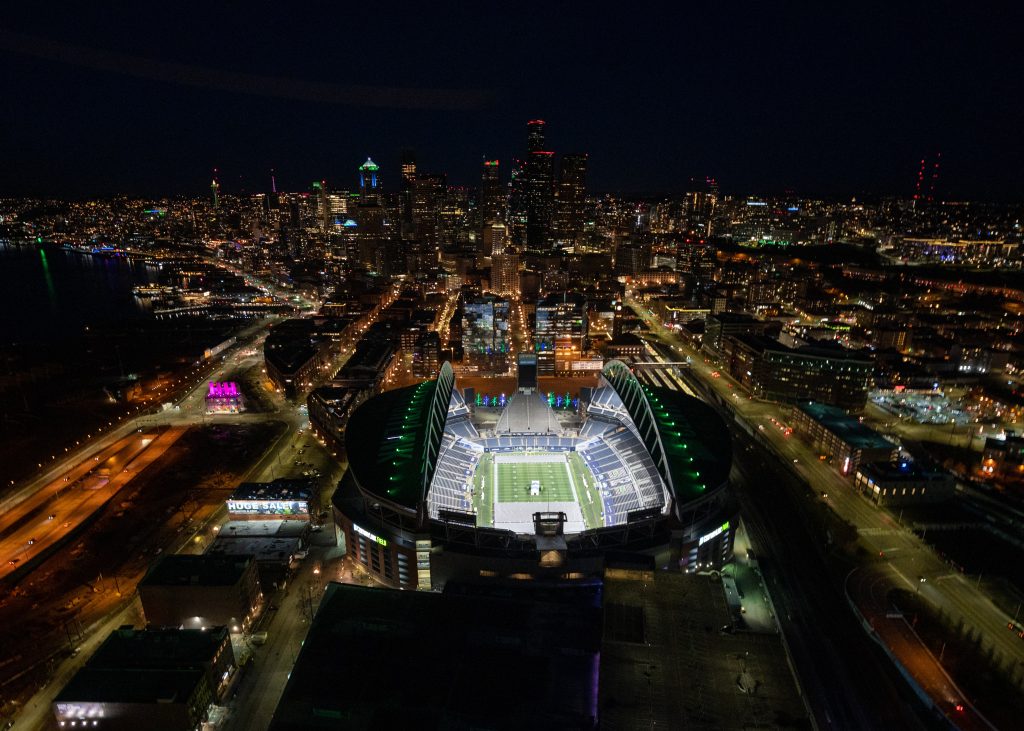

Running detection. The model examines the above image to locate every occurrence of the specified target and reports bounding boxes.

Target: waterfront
[0,243,240,489]
[0,243,154,345]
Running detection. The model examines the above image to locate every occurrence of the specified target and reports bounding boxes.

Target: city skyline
[1,5,1022,199]
[4,6,1024,731]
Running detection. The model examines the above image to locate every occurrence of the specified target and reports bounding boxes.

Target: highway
[1,428,185,580]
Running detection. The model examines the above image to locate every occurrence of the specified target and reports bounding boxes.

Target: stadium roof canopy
[600,361,730,505]
[344,362,455,511]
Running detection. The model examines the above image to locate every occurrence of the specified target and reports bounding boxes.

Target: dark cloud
[0,29,498,111]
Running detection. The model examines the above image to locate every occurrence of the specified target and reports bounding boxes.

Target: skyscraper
[400,148,417,235]
[358,158,381,205]
[210,172,220,209]
[411,172,445,256]
[480,159,504,231]
[523,121,555,250]
[553,153,588,249]
[507,158,528,247]
[527,119,546,153]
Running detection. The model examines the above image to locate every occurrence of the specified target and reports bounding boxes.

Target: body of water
[0,243,156,344]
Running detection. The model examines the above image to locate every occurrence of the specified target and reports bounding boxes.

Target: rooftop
[269,580,602,730]
[345,379,441,510]
[139,554,253,588]
[600,567,807,729]
[88,626,228,670]
[55,668,205,705]
[230,479,314,503]
[857,460,953,482]
[796,402,894,451]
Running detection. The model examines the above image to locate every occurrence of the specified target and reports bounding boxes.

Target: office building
[535,292,587,375]
[480,159,504,230]
[853,460,955,506]
[524,120,555,249]
[719,334,874,410]
[791,402,898,476]
[491,252,521,297]
[553,153,588,249]
[462,294,510,370]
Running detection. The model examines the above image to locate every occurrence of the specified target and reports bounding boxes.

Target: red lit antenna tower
[913,157,926,201]
[912,152,942,203]
[927,152,941,202]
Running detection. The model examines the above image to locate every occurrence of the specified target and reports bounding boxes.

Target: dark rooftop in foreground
[54,667,205,705]
[796,402,894,451]
[269,580,602,730]
[88,626,228,670]
[139,554,253,588]
[600,565,809,730]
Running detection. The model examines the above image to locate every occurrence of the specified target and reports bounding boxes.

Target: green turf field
[472,452,605,531]
[496,460,574,502]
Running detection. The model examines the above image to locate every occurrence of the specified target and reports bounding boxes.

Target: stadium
[332,360,736,589]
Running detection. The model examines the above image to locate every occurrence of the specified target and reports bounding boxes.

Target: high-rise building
[534,292,587,375]
[400,148,417,236]
[462,294,510,371]
[480,159,504,230]
[412,173,445,252]
[482,221,509,257]
[685,178,718,238]
[358,158,381,205]
[527,119,546,153]
[211,175,220,209]
[507,158,528,247]
[553,153,588,249]
[354,157,399,272]
[491,252,521,297]
[523,120,556,250]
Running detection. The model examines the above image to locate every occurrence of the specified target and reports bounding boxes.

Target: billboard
[227,499,309,517]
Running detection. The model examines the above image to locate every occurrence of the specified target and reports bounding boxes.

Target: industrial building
[138,555,262,632]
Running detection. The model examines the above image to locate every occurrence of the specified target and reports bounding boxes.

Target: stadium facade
[332,361,737,589]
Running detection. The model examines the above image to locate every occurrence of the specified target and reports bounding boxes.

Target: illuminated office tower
[507,158,528,247]
[400,148,417,235]
[462,294,510,371]
[412,173,445,252]
[534,292,587,376]
[527,119,546,153]
[524,120,555,250]
[553,153,587,249]
[482,221,509,257]
[480,159,504,230]
[358,157,381,205]
[491,252,521,297]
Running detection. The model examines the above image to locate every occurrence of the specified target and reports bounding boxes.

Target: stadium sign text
[354,523,388,547]
[698,521,730,546]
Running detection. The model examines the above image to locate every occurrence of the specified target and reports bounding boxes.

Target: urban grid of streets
[628,293,1024,729]
[4,274,1020,730]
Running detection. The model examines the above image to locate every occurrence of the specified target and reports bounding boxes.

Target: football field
[473,452,604,531]
[496,460,574,503]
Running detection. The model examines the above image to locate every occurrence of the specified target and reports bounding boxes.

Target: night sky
[1,4,1021,200]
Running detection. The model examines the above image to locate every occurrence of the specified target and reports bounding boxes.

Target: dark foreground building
[269,580,602,730]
